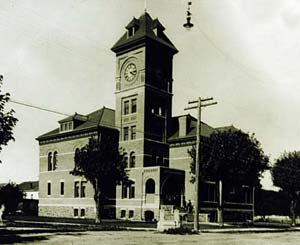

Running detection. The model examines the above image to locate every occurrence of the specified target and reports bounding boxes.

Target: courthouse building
[37,12,254,221]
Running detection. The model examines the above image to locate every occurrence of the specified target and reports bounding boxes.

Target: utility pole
[185,97,217,231]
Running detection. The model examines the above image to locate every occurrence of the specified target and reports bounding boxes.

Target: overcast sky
[1,0,300,190]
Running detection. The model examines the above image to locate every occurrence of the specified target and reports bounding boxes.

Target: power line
[10,100,70,117]
[8,99,163,138]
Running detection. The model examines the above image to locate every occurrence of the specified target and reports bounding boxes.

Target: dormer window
[127,27,135,38]
[152,19,165,37]
[126,18,139,39]
[60,121,73,132]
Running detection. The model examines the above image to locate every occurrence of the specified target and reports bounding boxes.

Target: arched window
[124,153,128,168]
[53,151,58,170]
[48,152,52,171]
[129,181,135,199]
[145,178,155,194]
[129,152,135,168]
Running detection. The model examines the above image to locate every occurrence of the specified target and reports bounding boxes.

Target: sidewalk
[3,219,300,234]
[201,227,300,233]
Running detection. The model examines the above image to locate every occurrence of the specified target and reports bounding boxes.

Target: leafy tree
[189,130,269,185]
[271,151,300,226]
[0,183,24,215]
[189,130,269,222]
[71,135,128,223]
[0,75,18,163]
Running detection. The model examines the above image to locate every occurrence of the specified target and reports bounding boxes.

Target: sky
[0,0,300,190]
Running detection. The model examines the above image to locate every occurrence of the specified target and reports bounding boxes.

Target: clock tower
[111,12,184,221]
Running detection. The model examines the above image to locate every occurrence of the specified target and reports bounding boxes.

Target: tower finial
[144,0,147,12]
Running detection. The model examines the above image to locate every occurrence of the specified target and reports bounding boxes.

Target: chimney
[179,116,188,137]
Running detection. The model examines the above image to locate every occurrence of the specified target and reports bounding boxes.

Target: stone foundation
[39,206,95,219]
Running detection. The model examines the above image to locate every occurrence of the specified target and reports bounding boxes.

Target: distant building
[19,181,39,200]
[18,181,39,215]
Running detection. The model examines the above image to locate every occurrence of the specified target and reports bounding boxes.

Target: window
[47,182,51,196]
[74,208,79,217]
[122,183,128,199]
[124,101,129,115]
[156,156,162,165]
[206,183,216,202]
[131,99,137,113]
[120,210,126,218]
[48,152,52,171]
[80,209,85,217]
[145,179,155,194]
[81,181,87,198]
[129,210,134,218]
[123,127,129,141]
[129,183,135,199]
[60,181,64,196]
[53,151,58,170]
[74,181,80,198]
[129,152,135,168]
[131,126,136,140]
[158,107,162,116]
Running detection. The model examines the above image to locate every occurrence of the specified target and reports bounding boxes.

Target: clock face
[124,63,137,82]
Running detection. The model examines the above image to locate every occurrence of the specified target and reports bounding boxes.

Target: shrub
[163,227,199,235]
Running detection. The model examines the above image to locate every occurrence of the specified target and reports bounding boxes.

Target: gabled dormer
[126,17,140,38]
[59,113,87,133]
[152,18,165,37]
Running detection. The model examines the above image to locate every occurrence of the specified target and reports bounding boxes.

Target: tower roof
[111,12,178,54]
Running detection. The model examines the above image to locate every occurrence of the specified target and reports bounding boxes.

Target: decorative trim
[39,203,95,207]
[40,169,73,174]
[39,131,98,145]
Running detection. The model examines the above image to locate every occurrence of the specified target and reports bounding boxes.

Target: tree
[0,183,24,215]
[271,151,300,226]
[71,135,128,223]
[189,130,269,222]
[0,75,18,163]
[190,130,269,185]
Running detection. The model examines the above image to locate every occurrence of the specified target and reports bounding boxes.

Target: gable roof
[111,12,178,54]
[36,107,116,141]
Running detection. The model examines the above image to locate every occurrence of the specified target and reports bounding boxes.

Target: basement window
[80,209,85,218]
[74,208,79,217]
[121,210,126,218]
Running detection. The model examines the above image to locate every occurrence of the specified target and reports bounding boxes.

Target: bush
[163,227,199,235]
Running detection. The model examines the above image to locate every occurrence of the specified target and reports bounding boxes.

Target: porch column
[217,180,223,225]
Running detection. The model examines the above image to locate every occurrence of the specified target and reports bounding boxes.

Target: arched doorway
[144,210,154,221]
[145,179,155,194]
